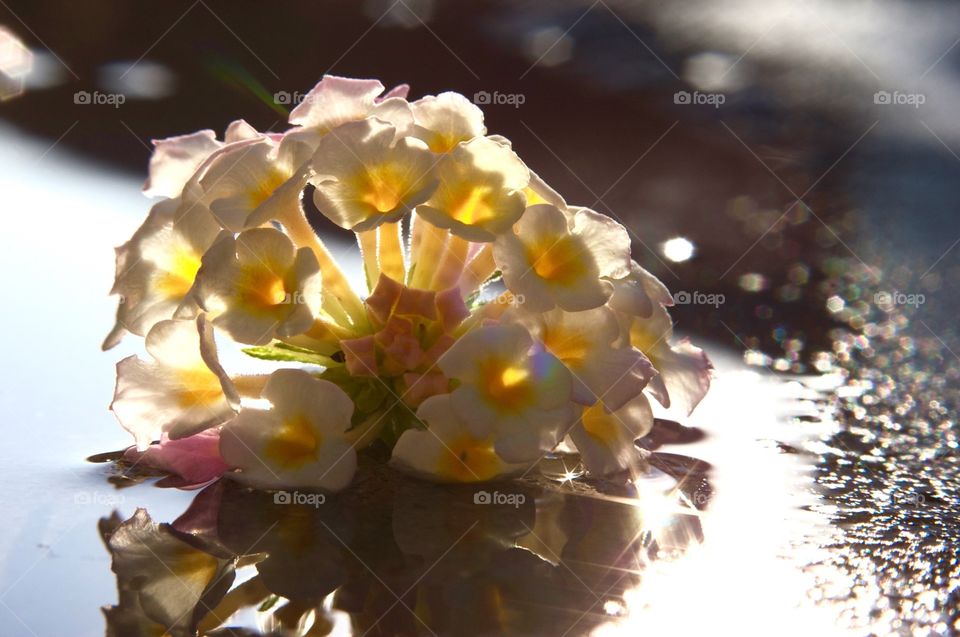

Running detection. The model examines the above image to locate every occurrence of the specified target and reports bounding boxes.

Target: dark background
[7,0,959,363]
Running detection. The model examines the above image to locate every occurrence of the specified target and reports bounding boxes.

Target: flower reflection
[99,450,708,636]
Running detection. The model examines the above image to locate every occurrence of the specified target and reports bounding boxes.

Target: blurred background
[3,0,960,353]
[1,0,959,634]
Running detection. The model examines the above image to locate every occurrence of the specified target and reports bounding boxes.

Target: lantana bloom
[219,369,357,491]
[111,316,238,449]
[494,204,632,311]
[193,227,322,345]
[104,74,712,490]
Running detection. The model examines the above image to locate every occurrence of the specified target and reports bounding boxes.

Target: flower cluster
[107,76,712,491]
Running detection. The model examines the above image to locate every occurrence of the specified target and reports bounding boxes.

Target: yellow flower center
[170,545,219,591]
[154,247,202,299]
[356,163,408,213]
[527,235,587,286]
[239,267,289,309]
[436,434,503,482]
[581,402,620,444]
[175,367,223,409]
[479,357,534,412]
[523,185,550,206]
[541,326,591,367]
[449,183,495,225]
[629,320,663,368]
[248,167,289,208]
[422,131,460,154]
[264,414,321,469]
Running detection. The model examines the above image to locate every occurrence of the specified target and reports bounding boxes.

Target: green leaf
[354,383,388,414]
[242,343,340,367]
[258,595,280,612]
[377,406,425,450]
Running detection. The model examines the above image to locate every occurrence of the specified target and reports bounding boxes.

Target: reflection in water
[99,455,704,636]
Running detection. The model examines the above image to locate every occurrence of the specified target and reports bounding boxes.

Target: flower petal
[122,430,229,488]
[417,136,529,241]
[143,130,222,198]
[410,92,486,153]
[311,118,438,231]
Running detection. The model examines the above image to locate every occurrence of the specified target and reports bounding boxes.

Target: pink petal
[422,334,455,367]
[399,372,448,408]
[366,273,403,324]
[382,334,424,373]
[435,286,470,333]
[379,83,411,101]
[171,481,224,535]
[395,286,437,319]
[123,430,228,488]
[143,130,222,198]
[288,75,384,127]
[342,335,379,377]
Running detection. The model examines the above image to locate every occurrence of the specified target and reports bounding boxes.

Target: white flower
[104,199,221,349]
[523,169,567,210]
[199,135,313,231]
[504,305,655,411]
[391,394,527,482]
[194,228,322,345]
[627,301,713,415]
[141,119,267,199]
[437,324,575,462]
[142,130,222,199]
[410,91,486,153]
[219,369,357,491]
[416,136,529,242]
[288,75,414,135]
[608,260,674,318]
[569,394,653,475]
[310,118,438,232]
[493,204,631,312]
[105,509,233,633]
[111,317,239,449]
